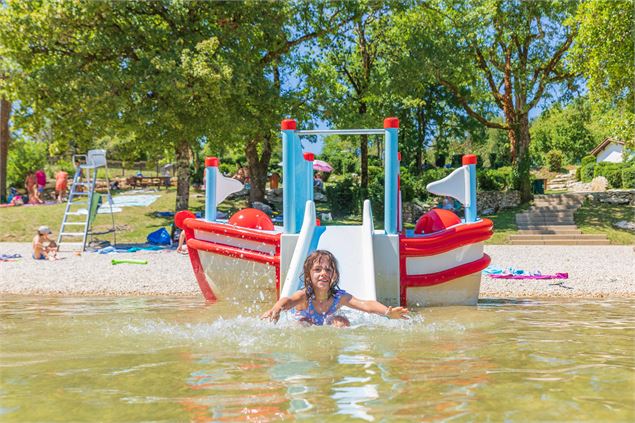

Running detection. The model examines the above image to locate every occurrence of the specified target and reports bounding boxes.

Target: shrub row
[324,165,514,217]
[578,157,635,189]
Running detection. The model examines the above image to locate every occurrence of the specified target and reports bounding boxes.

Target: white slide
[280,200,376,300]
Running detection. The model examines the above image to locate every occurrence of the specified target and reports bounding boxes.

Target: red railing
[400,218,493,257]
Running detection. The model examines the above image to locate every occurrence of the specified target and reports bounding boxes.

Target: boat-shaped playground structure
[175,118,493,307]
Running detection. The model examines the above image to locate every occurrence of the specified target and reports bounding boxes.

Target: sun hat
[38,225,52,235]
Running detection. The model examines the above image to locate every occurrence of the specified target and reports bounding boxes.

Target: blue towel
[0,253,22,260]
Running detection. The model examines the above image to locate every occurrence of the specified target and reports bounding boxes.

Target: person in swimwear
[261,250,408,327]
[32,226,58,260]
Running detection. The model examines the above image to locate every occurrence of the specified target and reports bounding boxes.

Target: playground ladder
[57,150,116,252]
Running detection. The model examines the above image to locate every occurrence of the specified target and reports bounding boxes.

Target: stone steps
[509,239,611,245]
[510,234,608,241]
[511,193,610,245]
[516,219,576,225]
[518,229,582,234]
[518,211,576,217]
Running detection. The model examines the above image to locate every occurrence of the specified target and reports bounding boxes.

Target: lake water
[1,296,633,422]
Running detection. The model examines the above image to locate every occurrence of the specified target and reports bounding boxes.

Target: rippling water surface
[1,296,634,422]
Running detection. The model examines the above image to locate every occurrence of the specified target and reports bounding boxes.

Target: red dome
[228,208,275,231]
[414,208,461,234]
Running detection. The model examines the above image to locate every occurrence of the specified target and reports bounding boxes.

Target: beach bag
[147,227,172,245]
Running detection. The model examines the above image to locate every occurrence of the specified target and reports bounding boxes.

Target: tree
[0,1,233,211]
[398,0,578,201]
[530,98,596,165]
[0,97,8,202]
[569,0,634,147]
[1,1,355,209]
[204,1,356,205]
[301,3,391,193]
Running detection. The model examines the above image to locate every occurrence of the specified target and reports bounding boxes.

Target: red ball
[228,208,275,231]
[414,208,461,234]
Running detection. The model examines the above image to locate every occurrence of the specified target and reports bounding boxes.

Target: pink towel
[488,273,568,280]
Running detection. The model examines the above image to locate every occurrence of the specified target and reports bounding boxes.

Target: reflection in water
[0,296,634,422]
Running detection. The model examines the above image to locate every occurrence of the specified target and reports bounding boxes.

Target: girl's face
[310,257,334,292]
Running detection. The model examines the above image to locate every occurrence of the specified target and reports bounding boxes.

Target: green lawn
[0,189,210,244]
[575,201,635,245]
[482,205,528,244]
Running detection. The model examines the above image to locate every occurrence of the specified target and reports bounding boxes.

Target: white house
[590,138,628,163]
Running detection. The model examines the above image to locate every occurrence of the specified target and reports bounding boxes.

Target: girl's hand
[260,306,282,323]
[384,306,409,319]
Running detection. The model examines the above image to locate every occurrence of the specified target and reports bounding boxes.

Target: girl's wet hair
[303,250,340,300]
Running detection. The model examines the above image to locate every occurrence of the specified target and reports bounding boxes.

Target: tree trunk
[0,98,9,203]
[511,113,532,202]
[246,133,273,205]
[175,139,191,212]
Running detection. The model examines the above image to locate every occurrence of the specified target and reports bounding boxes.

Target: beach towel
[111,195,160,207]
[97,245,167,254]
[0,253,22,261]
[488,272,568,280]
[484,267,568,280]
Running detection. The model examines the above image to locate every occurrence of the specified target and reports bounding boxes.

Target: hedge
[581,155,596,167]
[477,166,513,191]
[545,149,564,172]
[594,162,623,188]
[621,166,635,189]
[581,162,595,182]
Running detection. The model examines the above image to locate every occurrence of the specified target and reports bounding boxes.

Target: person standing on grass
[55,169,69,203]
[35,169,46,203]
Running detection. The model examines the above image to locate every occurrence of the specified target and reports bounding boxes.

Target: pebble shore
[1,243,633,298]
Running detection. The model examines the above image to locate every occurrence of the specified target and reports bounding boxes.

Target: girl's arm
[341,295,409,319]
[260,289,306,323]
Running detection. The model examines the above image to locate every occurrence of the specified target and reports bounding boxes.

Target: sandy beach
[1,242,633,298]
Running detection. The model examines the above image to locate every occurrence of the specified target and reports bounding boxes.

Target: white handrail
[280,201,316,298]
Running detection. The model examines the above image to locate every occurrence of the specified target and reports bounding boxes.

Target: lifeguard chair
[57,149,116,252]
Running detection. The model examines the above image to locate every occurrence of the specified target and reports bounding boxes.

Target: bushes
[621,166,635,189]
[325,174,359,217]
[545,149,564,171]
[7,139,48,189]
[477,166,513,191]
[581,163,596,182]
[594,162,623,188]
[581,155,595,166]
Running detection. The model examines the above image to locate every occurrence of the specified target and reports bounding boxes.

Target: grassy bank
[0,190,213,244]
[575,201,635,245]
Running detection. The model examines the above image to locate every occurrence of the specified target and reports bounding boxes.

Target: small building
[590,138,628,163]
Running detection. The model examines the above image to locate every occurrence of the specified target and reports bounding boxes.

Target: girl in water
[261,250,408,326]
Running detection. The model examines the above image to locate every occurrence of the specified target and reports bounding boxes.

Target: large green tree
[569,0,634,147]
[301,2,391,193]
[204,1,355,204]
[1,1,353,209]
[1,1,232,210]
[398,0,578,201]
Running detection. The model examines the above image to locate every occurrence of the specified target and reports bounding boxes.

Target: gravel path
[1,243,633,298]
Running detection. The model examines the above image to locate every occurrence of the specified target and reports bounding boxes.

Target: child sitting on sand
[261,250,408,326]
[32,226,58,260]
